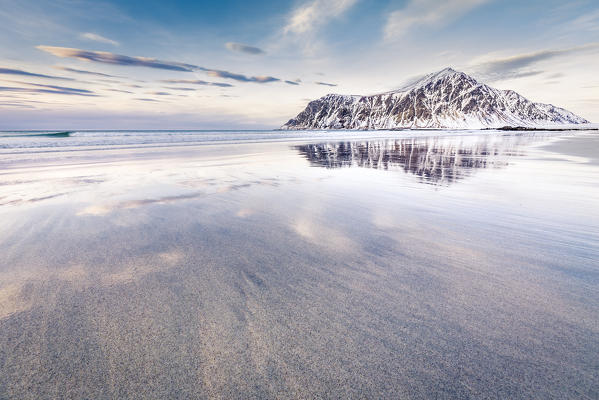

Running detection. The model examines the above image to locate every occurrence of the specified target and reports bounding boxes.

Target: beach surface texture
[0,129,597,399]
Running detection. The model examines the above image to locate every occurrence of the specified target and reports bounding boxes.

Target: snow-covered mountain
[281,68,589,130]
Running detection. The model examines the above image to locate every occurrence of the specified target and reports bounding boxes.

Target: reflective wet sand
[0,132,598,398]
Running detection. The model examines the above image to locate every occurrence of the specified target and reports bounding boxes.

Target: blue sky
[0,0,598,129]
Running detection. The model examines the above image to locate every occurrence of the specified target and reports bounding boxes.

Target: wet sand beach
[540,132,599,165]
[0,130,598,399]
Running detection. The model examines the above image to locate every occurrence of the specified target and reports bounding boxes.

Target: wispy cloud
[385,0,488,40]
[54,66,122,78]
[160,79,233,87]
[164,87,197,91]
[200,69,279,83]
[225,42,265,55]
[547,72,565,79]
[277,1,359,57]
[105,88,133,93]
[37,46,282,83]
[471,42,599,81]
[37,46,197,72]
[96,79,123,85]
[0,67,73,81]
[146,91,171,95]
[80,32,119,46]
[0,85,97,96]
[283,0,358,34]
[562,8,599,33]
[9,81,93,94]
[285,80,300,85]
[315,81,337,87]
[0,102,36,109]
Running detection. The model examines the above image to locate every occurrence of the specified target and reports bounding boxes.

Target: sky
[0,0,598,129]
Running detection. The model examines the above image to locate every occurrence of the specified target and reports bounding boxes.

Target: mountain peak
[433,66,458,76]
[420,67,473,83]
[395,67,473,93]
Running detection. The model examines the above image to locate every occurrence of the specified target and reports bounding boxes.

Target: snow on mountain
[281,68,589,130]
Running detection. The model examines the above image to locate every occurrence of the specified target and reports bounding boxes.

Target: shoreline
[278,126,598,132]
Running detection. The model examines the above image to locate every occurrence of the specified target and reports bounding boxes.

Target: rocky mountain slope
[281,68,589,129]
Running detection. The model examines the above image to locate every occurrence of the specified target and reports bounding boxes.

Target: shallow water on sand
[0,130,598,399]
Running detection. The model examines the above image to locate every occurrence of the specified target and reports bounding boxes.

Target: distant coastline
[276,125,598,132]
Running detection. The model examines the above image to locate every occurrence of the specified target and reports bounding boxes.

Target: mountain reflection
[296,136,526,185]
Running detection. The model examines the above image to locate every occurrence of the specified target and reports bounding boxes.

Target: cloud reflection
[77,192,205,216]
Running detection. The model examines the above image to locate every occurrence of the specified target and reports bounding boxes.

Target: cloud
[105,88,133,93]
[546,72,565,79]
[54,66,122,78]
[472,42,599,81]
[146,91,171,95]
[37,46,198,72]
[225,42,265,55]
[385,0,488,40]
[13,81,93,94]
[96,79,123,84]
[134,98,161,102]
[283,0,358,34]
[80,32,119,46]
[0,102,35,109]
[164,87,197,91]
[37,46,282,83]
[160,79,233,87]
[506,70,545,79]
[285,80,300,85]
[0,67,73,80]
[200,68,279,83]
[0,85,97,96]
[315,81,337,87]
[562,8,599,33]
